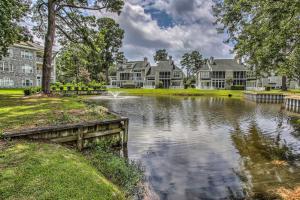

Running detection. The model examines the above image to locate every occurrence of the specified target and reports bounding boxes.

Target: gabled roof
[200,59,247,71]
[155,60,181,71]
[117,60,150,72]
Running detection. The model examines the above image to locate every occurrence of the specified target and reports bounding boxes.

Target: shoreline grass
[108,88,300,98]
[108,88,244,98]
[0,141,126,200]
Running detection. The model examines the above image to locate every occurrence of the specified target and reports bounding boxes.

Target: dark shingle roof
[199,59,247,71]
[210,59,247,71]
[118,60,149,72]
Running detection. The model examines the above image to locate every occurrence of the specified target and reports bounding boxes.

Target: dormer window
[173,71,181,78]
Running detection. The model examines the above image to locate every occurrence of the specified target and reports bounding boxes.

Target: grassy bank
[0,89,114,133]
[109,88,244,98]
[0,141,126,199]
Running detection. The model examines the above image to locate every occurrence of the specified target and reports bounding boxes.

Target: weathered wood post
[77,127,84,151]
[124,118,129,145]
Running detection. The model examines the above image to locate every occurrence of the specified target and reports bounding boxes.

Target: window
[37,77,41,86]
[159,72,171,79]
[120,73,131,80]
[233,80,246,86]
[200,71,210,79]
[22,79,33,87]
[21,50,33,59]
[133,73,142,80]
[234,71,246,79]
[173,71,181,78]
[0,77,14,87]
[212,71,225,79]
[212,80,225,88]
[0,62,13,72]
[22,65,33,74]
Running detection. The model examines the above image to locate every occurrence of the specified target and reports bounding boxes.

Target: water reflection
[89,96,300,200]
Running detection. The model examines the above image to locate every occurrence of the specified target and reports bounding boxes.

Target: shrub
[59,86,64,91]
[88,81,106,90]
[157,81,163,89]
[84,144,144,197]
[265,86,271,91]
[231,85,245,90]
[23,88,32,96]
[51,86,57,91]
[23,87,42,96]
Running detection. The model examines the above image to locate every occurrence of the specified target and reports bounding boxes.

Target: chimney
[209,56,214,65]
[144,57,148,64]
[169,56,173,65]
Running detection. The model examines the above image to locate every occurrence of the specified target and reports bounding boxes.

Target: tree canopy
[0,0,31,59]
[32,0,124,93]
[213,0,300,89]
[181,51,204,78]
[154,49,168,62]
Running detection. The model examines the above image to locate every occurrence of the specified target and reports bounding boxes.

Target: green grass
[0,141,126,200]
[84,145,144,198]
[109,88,244,98]
[0,89,114,133]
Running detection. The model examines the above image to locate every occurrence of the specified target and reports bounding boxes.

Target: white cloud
[91,0,233,65]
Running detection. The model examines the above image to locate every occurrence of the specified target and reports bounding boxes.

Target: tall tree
[180,51,204,78]
[56,32,106,82]
[154,49,168,62]
[0,0,31,59]
[213,0,300,90]
[97,17,124,83]
[115,52,126,64]
[33,0,124,93]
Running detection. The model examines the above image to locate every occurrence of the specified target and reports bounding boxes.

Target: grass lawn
[109,88,244,98]
[0,89,114,133]
[109,88,300,98]
[0,141,126,200]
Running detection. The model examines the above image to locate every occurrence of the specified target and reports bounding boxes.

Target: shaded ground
[0,89,115,133]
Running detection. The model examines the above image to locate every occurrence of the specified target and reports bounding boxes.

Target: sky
[109,0,233,65]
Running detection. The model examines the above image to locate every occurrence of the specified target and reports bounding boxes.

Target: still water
[92,96,300,200]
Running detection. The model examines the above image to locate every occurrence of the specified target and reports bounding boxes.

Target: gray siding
[0,45,55,88]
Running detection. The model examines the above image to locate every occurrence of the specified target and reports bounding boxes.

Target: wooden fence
[3,117,129,151]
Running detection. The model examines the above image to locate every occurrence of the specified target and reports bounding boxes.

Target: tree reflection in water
[231,123,300,199]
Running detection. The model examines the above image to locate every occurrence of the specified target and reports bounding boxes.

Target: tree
[213,0,300,90]
[154,49,168,62]
[0,0,31,59]
[56,32,106,83]
[97,18,124,83]
[115,52,126,64]
[180,51,204,78]
[33,0,124,93]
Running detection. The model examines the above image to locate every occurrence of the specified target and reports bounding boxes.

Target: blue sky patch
[145,8,175,28]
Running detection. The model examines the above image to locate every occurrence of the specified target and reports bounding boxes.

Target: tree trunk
[282,75,287,91]
[105,66,109,85]
[42,0,56,94]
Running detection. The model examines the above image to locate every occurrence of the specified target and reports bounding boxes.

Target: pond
[91,96,300,200]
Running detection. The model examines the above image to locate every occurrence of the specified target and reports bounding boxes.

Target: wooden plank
[84,128,122,139]
[50,135,77,143]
